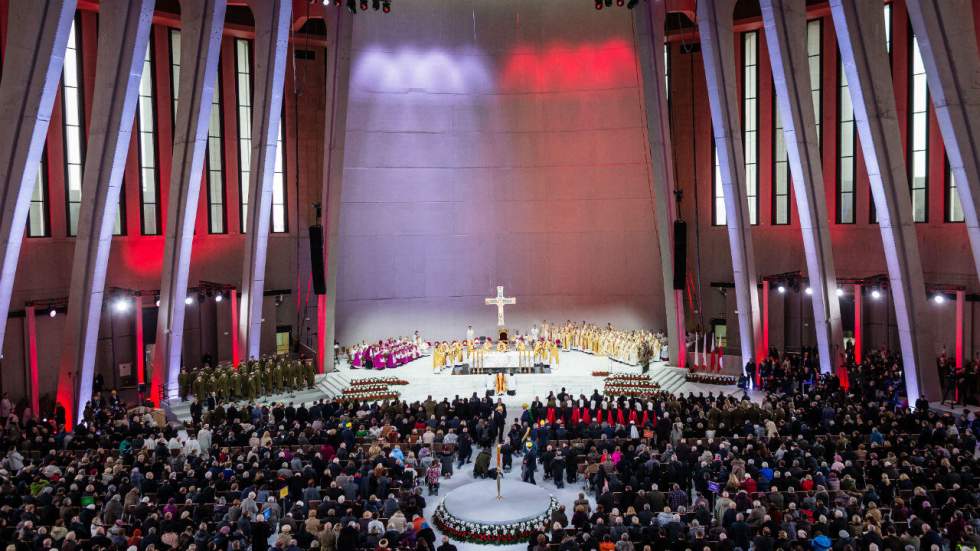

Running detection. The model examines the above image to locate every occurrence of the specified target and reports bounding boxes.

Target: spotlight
[185,296,195,306]
[155,298,161,307]
[777,285,786,294]
[382,0,390,12]
[804,286,813,296]
[49,308,56,318]
[934,294,946,304]
[372,0,380,9]
[616,0,625,5]
[113,298,131,314]
[215,292,224,303]
[595,0,603,9]
[360,0,368,10]
[871,289,881,300]
[836,288,845,297]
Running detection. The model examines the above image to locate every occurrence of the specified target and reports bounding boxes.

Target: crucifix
[484,286,516,327]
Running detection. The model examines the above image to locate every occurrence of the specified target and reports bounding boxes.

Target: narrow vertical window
[947,163,964,222]
[27,156,49,237]
[807,20,822,147]
[742,31,758,225]
[169,29,180,127]
[837,57,856,224]
[235,38,252,232]
[872,4,893,224]
[271,119,287,233]
[772,107,790,225]
[62,18,85,236]
[909,34,929,223]
[207,74,226,233]
[137,42,160,235]
[712,142,726,226]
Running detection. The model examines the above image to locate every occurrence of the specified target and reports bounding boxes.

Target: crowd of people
[177,357,318,404]
[0,344,975,551]
[349,339,424,370]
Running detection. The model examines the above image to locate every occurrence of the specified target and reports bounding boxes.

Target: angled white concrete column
[831,0,940,402]
[698,0,762,365]
[907,0,980,283]
[56,0,155,427]
[318,8,354,373]
[238,0,291,361]
[151,0,226,405]
[761,0,843,374]
[0,0,76,355]
[632,0,685,368]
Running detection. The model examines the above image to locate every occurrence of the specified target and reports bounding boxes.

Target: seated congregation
[0,347,975,551]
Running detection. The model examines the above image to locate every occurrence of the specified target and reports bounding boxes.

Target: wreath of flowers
[686,373,738,385]
[349,377,409,387]
[335,390,400,403]
[432,495,561,545]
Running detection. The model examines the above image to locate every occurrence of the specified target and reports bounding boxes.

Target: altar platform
[451,364,551,375]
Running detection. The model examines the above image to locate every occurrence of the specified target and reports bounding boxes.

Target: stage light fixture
[215,292,224,303]
[360,0,368,10]
[605,0,613,6]
[185,296,195,306]
[113,298,131,314]
[382,0,390,13]
[934,294,946,304]
[871,289,881,300]
[372,0,380,10]
[346,0,356,13]
[49,308,56,318]
[836,288,844,297]
[804,286,813,296]
[777,285,786,294]
[595,0,603,9]
[616,0,625,6]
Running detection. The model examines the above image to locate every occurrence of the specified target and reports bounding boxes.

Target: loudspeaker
[673,220,687,290]
[309,225,326,295]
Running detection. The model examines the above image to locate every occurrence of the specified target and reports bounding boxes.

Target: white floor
[339,350,742,417]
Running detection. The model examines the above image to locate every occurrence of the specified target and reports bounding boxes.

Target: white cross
[484,286,516,327]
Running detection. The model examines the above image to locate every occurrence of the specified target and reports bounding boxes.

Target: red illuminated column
[853,284,862,364]
[135,295,145,392]
[317,294,327,374]
[956,290,965,371]
[230,288,240,368]
[25,306,39,417]
[761,280,770,359]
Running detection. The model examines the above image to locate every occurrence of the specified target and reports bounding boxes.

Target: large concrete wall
[335,0,667,343]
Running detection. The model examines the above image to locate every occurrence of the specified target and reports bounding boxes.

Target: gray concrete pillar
[907,0,980,284]
[319,8,354,373]
[238,0,291,361]
[151,0,226,404]
[56,0,155,427]
[632,0,685,368]
[760,0,843,373]
[698,0,762,366]
[830,0,940,402]
[0,0,76,360]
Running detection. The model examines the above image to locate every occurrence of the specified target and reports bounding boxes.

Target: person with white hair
[196,425,212,457]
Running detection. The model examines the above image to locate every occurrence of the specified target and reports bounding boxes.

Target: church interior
[0,0,978,550]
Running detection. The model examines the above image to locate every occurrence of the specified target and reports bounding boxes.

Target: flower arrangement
[686,373,738,386]
[603,373,661,398]
[350,377,409,386]
[342,384,389,395]
[432,496,561,545]
[335,390,400,403]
